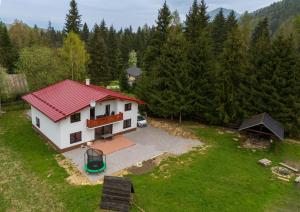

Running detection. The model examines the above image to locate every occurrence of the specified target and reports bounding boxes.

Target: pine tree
[107,26,122,80]
[81,22,89,43]
[185,0,209,40]
[149,28,191,123]
[226,11,238,33]
[0,23,17,73]
[143,1,171,73]
[211,9,227,56]
[45,21,58,47]
[247,18,272,114]
[88,25,110,85]
[184,0,215,121]
[268,35,300,136]
[214,28,248,124]
[64,0,82,34]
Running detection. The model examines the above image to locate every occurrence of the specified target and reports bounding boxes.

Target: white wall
[59,99,138,150]
[31,99,139,150]
[31,106,61,147]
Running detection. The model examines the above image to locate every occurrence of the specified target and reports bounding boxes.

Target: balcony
[87,112,123,128]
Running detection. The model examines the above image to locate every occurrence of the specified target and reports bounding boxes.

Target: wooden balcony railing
[87,112,123,128]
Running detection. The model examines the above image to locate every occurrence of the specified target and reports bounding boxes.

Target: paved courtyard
[63,126,202,181]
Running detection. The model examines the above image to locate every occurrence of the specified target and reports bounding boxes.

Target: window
[70,132,82,144]
[123,119,132,129]
[36,117,40,128]
[125,103,132,111]
[70,113,81,123]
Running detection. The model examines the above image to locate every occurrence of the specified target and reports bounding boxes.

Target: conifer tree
[143,1,171,73]
[0,23,17,73]
[149,28,191,123]
[81,22,89,43]
[214,28,248,124]
[64,0,82,34]
[247,18,272,113]
[211,9,227,56]
[268,35,300,136]
[107,26,122,79]
[88,25,110,85]
[185,0,209,40]
[226,11,238,33]
[184,0,215,121]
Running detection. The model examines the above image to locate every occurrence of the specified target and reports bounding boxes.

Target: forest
[1,0,300,137]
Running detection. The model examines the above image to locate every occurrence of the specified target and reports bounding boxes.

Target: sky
[0,0,281,30]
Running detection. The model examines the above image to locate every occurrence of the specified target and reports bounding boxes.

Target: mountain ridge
[208,8,241,21]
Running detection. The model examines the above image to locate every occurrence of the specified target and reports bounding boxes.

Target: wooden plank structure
[238,113,284,141]
[100,176,134,212]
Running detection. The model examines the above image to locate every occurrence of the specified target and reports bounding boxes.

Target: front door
[105,105,110,116]
[95,124,113,140]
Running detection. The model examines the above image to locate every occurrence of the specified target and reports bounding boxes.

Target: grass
[0,110,300,211]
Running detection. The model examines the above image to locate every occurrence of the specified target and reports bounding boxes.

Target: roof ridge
[31,93,66,116]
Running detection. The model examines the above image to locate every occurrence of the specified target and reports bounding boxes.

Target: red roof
[22,80,145,122]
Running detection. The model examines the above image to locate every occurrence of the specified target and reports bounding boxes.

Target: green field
[0,110,300,211]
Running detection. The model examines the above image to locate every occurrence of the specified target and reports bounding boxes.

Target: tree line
[135,0,300,137]
[0,0,300,137]
[0,0,153,91]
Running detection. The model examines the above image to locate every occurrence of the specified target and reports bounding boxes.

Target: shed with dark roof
[238,113,284,141]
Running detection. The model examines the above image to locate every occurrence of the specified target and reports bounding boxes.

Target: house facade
[23,79,144,152]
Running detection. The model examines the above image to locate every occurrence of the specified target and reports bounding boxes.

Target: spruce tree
[185,0,209,40]
[143,1,171,73]
[226,11,238,33]
[81,22,89,43]
[0,23,17,73]
[247,18,272,114]
[211,9,227,56]
[64,0,82,34]
[149,27,191,122]
[214,28,248,124]
[137,2,172,107]
[88,25,110,85]
[268,35,300,136]
[107,26,122,79]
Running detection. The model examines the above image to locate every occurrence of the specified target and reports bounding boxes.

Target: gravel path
[63,126,203,182]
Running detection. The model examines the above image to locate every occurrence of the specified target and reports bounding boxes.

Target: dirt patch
[55,155,102,185]
[240,137,271,149]
[127,153,174,175]
[148,118,200,140]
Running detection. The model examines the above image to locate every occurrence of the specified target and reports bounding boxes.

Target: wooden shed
[100,176,134,212]
[238,113,284,141]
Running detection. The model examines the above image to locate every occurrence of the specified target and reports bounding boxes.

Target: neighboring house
[126,67,142,86]
[3,74,29,98]
[22,79,144,152]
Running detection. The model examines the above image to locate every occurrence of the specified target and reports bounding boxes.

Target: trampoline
[84,148,107,174]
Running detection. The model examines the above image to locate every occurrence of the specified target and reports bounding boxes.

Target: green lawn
[0,110,300,211]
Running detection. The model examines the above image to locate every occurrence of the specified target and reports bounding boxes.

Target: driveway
[63,126,203,182]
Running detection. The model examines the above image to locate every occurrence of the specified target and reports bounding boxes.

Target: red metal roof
[22,80,145,122]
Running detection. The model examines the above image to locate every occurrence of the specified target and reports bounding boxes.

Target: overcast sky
[0,0,280,30]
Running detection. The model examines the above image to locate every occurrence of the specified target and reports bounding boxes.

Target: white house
[22,79,144,152]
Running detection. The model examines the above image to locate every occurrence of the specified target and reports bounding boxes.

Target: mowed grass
[130,126,300,211]
[0,110,300,211]
[0,111,100,211]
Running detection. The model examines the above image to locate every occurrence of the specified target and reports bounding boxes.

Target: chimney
[85,79,90,86]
